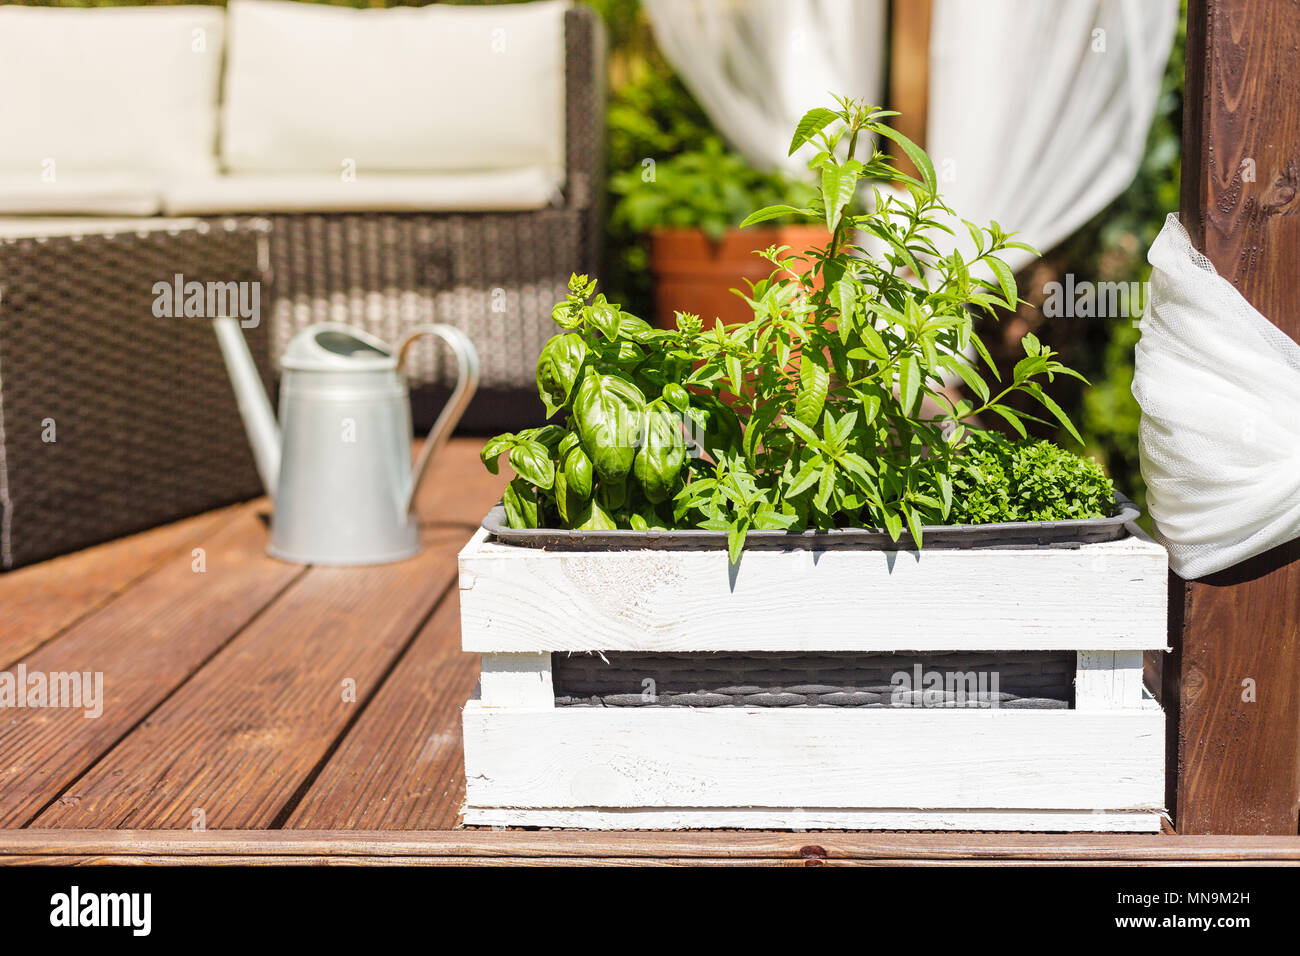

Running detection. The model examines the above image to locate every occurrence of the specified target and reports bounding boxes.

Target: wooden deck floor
[0,438,1296,866]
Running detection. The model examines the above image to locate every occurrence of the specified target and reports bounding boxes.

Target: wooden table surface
[0,438,1296,866]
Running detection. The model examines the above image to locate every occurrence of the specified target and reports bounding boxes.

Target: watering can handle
[396,324,481,514]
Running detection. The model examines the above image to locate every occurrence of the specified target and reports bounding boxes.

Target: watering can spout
[212,317,281,499]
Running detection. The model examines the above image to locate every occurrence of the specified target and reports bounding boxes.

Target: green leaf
[633,403,687,503]
[535,333,587,416]
[794,353,830,427]
[788,106,840,156]
[882,509,903,542]
[587,301,622,341]
[563,445,594,498]
[573,371,645,483]
[727,517,750,565]
[739,204,807,228]
[786,454,825,497]
[986,255,1018,308]
[508,440,555,490]
[503,479,540,529]
[943,357,990,403]
[820,159,863,231]
[661,382,691,413]
[905,506,924,549]
[874,125,937,194]
[576,497,617,531]
[782,415,822,448]
[987,404,1028,438]
[1028,385,1085,446]
[899,354,921,413]
[479,433,515,475]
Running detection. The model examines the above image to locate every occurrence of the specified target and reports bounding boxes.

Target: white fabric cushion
[0,6,225,179]
[221,0,568,176]
[0,174,161,217]
[0,217,202,240]
[161,169,562,216]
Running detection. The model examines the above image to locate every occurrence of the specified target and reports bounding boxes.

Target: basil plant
[484,97,1091,562]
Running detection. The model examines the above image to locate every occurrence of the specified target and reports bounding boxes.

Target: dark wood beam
[1172,0,1300,834]
[887,0,931,175]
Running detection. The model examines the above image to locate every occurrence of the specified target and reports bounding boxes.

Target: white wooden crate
[459,528,1168,831]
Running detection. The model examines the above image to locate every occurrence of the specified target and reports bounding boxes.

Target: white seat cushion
[161,169,563,216]
[221,0,568,177]
[0,174,161,217]
[0,6,225,179]
[0,217,204,240]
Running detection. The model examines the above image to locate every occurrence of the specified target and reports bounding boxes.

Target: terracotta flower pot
[649,225,832,330]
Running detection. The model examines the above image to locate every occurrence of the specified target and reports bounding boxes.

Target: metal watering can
[213,318,479,565]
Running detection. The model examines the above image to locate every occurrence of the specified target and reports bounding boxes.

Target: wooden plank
[462,703,1165,812]
[1173,0,1300,834]
[34,438,507,830]
[0,503,247,668]
[1075,651,1144,710]
[462,808,1161,833]
[478,653,553,708]
[31,534,460,829]
[0,509,302,827]
[282,592,478,830]
[0,829,1296,863]
[886,0,931,179]
[459,531,1169,652]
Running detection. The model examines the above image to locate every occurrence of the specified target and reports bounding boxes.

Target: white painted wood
[1075,651,1145,710]
[462,701,1165,812]
[478,653,553,709]
[458,533,1169,652]
[461,806,1162,832]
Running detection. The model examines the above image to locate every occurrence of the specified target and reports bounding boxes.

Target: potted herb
[461,100,1166,833]
[485,99,1123,560]
[610,135,824,329]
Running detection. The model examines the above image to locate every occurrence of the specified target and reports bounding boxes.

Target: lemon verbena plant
[483,97,1105,562]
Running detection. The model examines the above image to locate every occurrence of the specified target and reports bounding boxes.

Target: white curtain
[646,0,1177,272]
[642,0,888,174]
[924,0,1179,272]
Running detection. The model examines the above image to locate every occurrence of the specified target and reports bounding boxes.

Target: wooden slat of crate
[461,808,1160,833]
[459,529,1169,653]
[463,701,1165,824]
[0,506,302,827]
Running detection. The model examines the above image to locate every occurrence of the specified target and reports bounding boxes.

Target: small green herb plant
[484,97,1112,562]
[610,135,817,241]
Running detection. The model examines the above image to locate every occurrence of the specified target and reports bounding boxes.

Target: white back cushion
[221,0,568,176]
[0,6,224,179]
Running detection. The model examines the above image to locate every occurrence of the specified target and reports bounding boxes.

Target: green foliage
[610,137,816,242]
[1055,0,1186,516]
[485,97,1110,559]
[949,433,1114,524]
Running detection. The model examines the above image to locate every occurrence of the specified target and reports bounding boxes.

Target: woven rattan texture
[553,651,1076,709]
[249,7,605,433]
[0,223,272,569]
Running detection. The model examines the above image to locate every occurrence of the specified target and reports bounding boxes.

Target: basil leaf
[573,371,645,483]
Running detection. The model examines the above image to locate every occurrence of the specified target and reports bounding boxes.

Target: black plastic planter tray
[481,495,1140,552]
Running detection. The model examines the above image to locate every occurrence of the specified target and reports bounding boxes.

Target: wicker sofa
[0,1,605,431]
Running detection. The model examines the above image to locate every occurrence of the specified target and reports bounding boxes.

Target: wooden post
[1171,0,1300,834]
[886,0,931,177]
